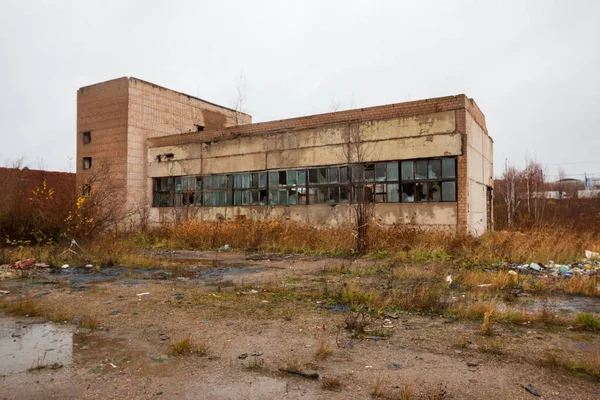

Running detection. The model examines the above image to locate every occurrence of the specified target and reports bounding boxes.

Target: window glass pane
[242,174,250,189]
[387,183,400,202]
[387,162,399,181]
[375,163,387,182]
[195,193,203,206]
[402,183,415,202]
[218,191,226,206]
[196,177,202,190]
[308,187,317,203]
[242,190,250,205]
[442,158,456,179]
[442,181,456,201]
[374,184,386,202]
[225,192,233,206]
[175,177,182,191]
[340,166,348,183]
[430,182,441,202]
[318,168,327,184]
[251,173,259,188]
[364,164,375,182]
[340,186,350,202]
[351,165,363,183]
[278,171,287,186]
[259,172,267,188]
[235,175,242,189]
[269,190,278,205]
[235,191,242,205]
[288,190,297,205]
[251,190,260,204]
[329,167,338,183]
[287,170,296,186]
[269,171,278,187]
[401,162,414,180]
[330,186,339,203]
[279,190,287,204]
[317,187,327,203]
[308,169,318,184]
[428,160,441,179]
[415,161,428,180]
[297,169,306,185]
[416,182,428,202]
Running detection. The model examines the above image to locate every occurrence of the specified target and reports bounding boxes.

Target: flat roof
[149,93,486,148]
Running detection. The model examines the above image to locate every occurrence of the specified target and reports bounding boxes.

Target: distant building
[76,77,494,235]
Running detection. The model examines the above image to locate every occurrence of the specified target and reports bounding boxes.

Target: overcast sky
[1,0,598,180]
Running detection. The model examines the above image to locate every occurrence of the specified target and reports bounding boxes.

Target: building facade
[77,77,493,235]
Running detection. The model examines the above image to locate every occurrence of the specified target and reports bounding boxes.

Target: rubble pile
[0,258,50,280]
[492,250,600,278]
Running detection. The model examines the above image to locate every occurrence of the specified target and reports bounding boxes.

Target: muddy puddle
[0,315,72,375]
[503,294,600,315]
[36,264,267,285]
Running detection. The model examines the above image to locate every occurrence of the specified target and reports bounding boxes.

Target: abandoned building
[76,77,493,235]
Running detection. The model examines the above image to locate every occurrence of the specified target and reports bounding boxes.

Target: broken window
[83,157,92,169]
[202,174,233,206]
[269,169,307,205]
[307,166,351,205]
[151,157,457,208]
[234,172,266,206]
[153,177,174,207]
[195,124,205,132]
[82,131,91,144]
[400,158,456,202]
[82,183,91,196]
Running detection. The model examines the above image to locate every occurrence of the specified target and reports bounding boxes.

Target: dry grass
[370,376,387,398]
[545,351,600,379]
[322,376,343,392]
[480,311,494,336]
[315,336,333,360]
[169,337,207,356]
[398,383,414,400]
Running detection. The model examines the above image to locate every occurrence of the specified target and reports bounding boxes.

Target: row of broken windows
[152,157,457,207]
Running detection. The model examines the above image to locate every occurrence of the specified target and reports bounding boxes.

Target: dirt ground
[1,250,599,400]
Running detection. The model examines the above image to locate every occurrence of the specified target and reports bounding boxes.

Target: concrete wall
[465,111,493,235]
[147,110,463,230]
[150,202,457,230]
[148,111,461,176]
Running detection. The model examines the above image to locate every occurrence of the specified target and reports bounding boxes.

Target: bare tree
[230,71,248,127]
[342,122,374,254]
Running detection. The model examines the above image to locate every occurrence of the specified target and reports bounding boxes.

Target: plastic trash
[585,250,599,259]
[522,383,541,397]
[61,264,69,269]
[558,266,569,274]
[529,263,542,271]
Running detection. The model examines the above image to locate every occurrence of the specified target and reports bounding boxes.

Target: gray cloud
[1,0,598,180]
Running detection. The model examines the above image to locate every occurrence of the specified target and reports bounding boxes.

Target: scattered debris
[251,351,263,357]
[387,362,403,370]
[136,292,150,297]
[522,383,541,397]
[10,258,36,270]
[61,264,69,269]
[108,310,122,316]
[279,368,319,379]
[466,362,480,367]
[585,250,599,259]
[238,353,248,359]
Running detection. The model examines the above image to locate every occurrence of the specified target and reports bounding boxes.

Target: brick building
[77,77,493,235]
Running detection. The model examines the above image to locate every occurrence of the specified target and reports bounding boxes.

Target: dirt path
[1,251,599,399]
